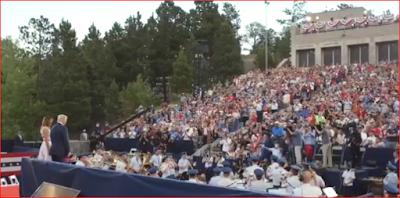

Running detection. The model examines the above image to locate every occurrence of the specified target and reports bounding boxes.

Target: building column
[315,46,321,66]
[341,43,347,65]
[369,41,376,64]
[290,24,297,67]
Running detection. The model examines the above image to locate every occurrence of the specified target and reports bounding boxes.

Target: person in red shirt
[252,113,258,123]
[103,123,110,132]
[307,111,316,126]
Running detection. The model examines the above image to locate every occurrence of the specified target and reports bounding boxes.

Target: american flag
[1,152,37,177]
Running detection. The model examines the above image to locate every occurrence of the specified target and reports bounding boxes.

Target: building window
[297,49,315,67]
[323,47,341,66]
[378,41,398,62]
[349,44,368,64]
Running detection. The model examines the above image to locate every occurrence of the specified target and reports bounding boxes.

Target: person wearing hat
[247,169,271,192]
[308,162,325,188]
[293,169,323,197]
[150,150,163,167]
[75,153,89,167]
[384,184,399,197]
[148,167,159,177]
[130,151,142,174]
[161,154,177,178]
[116,152,127,173]
[244,156,262,179]
[178,152,192,175]
[219,161,235,179]
[187,169,202,183]
[283,165,302,194]
[266,155,279,179]
[217,167,236,187]
[271,158,288,188]
[384,162,399,187]
[209,168,223,186]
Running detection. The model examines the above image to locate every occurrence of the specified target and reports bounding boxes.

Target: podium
[32,182,80,197]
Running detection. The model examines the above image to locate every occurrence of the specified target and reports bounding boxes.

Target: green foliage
[119,75,157,117]
[212,22,243,82]
[4,1,318,139]
[171,49,194,93]
[106,80,121,122]
[1,38,44,140]
[247,1,308,68]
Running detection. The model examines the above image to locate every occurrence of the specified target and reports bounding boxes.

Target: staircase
[192,128,246,157]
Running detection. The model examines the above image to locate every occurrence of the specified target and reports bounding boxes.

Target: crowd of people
[38,60,399,197]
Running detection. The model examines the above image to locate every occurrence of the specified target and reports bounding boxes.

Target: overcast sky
[2,1,398,53]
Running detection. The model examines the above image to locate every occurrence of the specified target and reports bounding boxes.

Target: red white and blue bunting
[314,22,326,29]
[339,18,353,26]
[354,17,367,24]
[326,20,339,28]
[301,13,397,33]
[301,23,314,30]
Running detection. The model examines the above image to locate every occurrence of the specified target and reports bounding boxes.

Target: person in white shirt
[130,152,142,173]
[247,169,271,192]
[243,157,263,179]
[266,155,279,179]
[209,168,222,186]
[187,169,202,183]
[283,165,302,194]
[116,152,127,173]
[293,170,323,197]
[217,167,236,187]
[341,167,356,196]
[161,155,177,178]
[270,100,279,114]
[308,162,325,188]
[178,152,191,174]
[93,149,103,162]
[150,150,163,167]
[271,158,288,188]
[183,123,194,141]
[220,136,232,154]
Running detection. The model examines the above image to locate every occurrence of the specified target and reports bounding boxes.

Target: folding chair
[8,175,19,186]
[1,178,8,186]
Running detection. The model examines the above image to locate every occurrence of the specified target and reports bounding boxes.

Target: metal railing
[192,127,247,157]
[23,140,91,154]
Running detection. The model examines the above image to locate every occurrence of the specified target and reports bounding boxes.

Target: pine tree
[119,74,156,117]
[46,19,91,131]
[211,22,243,82]
[171,49,194,93]
[82,24,117,124]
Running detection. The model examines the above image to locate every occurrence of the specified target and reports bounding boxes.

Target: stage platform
[21,158,288,197]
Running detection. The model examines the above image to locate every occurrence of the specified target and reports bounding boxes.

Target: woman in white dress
[38,116,53,161]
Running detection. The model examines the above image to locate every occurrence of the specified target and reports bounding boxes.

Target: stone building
[290,7,399,67]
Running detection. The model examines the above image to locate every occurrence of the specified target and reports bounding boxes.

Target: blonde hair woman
[38,116,54,161]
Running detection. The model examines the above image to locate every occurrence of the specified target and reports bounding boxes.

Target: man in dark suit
[49,114,70,162]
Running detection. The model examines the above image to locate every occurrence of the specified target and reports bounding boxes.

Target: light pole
[265,1,269,71]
